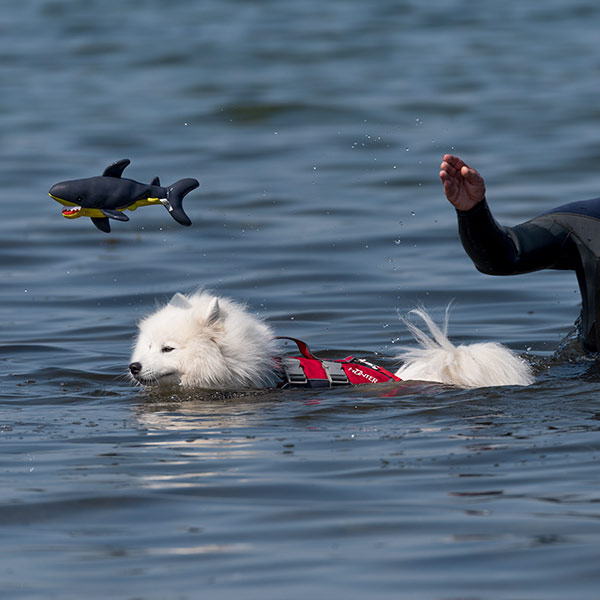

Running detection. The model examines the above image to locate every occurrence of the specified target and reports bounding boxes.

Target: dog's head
[129,292,278,389]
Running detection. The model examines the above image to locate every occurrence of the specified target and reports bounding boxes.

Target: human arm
[441,155,570,275]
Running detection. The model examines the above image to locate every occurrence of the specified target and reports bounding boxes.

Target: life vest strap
[276,336,319,359]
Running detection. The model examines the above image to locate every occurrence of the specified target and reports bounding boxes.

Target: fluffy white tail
[394,307,534,388]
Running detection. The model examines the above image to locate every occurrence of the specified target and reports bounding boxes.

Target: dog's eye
[161,346,175,353]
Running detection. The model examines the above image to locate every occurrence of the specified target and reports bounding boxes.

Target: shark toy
[49,159,199,232]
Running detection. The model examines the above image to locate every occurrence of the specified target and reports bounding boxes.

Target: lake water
[2,1,600,598]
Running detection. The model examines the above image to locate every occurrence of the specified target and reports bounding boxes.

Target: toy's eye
[77,196,83,203]
[161,346,175,353]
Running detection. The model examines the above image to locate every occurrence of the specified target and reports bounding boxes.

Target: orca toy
[49,159,199,232]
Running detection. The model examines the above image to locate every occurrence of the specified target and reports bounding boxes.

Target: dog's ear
[169,293,192,309]
[205,298,221,326]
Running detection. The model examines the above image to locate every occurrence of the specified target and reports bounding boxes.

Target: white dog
[129,291,534,390]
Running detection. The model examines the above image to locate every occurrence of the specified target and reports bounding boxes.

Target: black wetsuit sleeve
[456,199,572,275]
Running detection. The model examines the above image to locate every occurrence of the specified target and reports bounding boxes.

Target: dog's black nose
[129,362,142,376]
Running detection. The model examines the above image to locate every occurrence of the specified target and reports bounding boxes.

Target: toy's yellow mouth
[49,194,84,218]
[62,205,82,218]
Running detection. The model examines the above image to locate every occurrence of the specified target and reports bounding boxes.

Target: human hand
[439,154,486,211]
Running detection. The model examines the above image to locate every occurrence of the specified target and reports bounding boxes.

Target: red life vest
[277,337,402,388]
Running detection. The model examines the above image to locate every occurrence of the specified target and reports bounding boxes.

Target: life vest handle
[275,336,319,360]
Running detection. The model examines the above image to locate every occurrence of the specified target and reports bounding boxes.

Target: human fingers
[459,165,485,204]
[441,154,467,171]
[440,159,453,174]
[440,160,460,181]
[440,169,454,184]
[460,165,484,186]
[440,171,459,202]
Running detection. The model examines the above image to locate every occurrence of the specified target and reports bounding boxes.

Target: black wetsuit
[457,198,600,353]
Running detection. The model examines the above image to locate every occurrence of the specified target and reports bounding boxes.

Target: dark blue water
[2,1,600,598]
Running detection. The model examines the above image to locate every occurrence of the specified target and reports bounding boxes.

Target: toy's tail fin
[164,178,199,226]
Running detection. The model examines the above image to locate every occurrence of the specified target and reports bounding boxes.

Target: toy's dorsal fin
[102,159,131,178]
[151,176,161,186]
